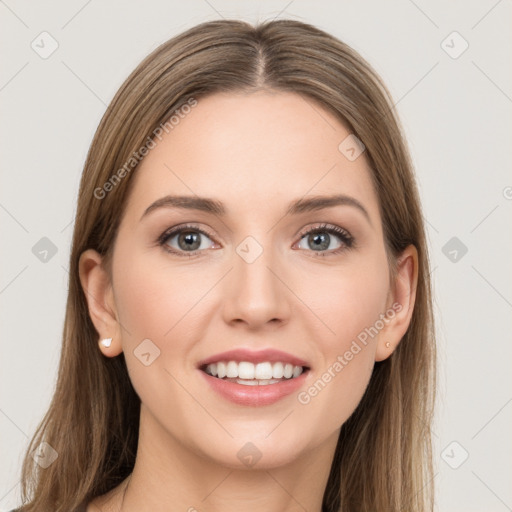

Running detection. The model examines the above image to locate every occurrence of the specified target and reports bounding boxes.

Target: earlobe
[78,249,123,357]
[375,244,419,362]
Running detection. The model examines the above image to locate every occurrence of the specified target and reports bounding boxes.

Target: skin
[79,90,418,512]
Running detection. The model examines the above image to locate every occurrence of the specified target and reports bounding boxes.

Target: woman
[14,18,436,512]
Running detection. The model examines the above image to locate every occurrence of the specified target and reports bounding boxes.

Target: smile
[202,360,307,386]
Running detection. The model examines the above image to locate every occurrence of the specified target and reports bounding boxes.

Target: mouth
[200,360,310,386]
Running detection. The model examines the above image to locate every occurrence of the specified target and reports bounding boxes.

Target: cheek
[301,253,389,353]
[294,255,388,427]
[114,250,208,343]
[112,249,223,387]
[113,252,207,427]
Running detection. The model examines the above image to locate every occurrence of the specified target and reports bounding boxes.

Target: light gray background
[1,1,511,511]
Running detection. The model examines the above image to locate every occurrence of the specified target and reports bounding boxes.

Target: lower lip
[199,369,309,406]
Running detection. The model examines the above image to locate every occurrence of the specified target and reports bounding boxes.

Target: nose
[222,239,291,330]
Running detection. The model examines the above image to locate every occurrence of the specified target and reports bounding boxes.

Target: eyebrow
[140,194,372,226]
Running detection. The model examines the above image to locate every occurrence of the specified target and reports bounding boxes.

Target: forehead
[124,91,380,223]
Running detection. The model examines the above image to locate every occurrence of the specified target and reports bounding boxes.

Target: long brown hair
[17,19,436,512]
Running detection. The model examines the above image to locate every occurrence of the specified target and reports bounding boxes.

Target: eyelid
[296,222,352,240]
[158,222,216,241]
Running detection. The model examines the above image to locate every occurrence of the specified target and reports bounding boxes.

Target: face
[94,91,406,469]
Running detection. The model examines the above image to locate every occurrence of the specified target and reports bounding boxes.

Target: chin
[194,430,312,470]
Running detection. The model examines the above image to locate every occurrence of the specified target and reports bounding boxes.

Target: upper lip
[197,348,310,369]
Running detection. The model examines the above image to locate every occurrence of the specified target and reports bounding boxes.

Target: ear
[78,249,123,357]
[375,244,419,362]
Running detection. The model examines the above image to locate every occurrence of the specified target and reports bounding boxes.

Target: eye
[295,223,354,256]
[158,224,217,257]
[157,222,355,258]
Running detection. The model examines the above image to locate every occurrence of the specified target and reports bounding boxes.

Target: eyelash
[157,222,355,258]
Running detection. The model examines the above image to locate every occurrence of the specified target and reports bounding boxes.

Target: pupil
[310,233,329,251]
[179,231,200,251]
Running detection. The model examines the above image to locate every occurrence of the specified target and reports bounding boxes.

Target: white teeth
[255,362,273,380]
[204,360,305,382]
[217,362,226,379]
[236,378,259,386]
[272,362,284,379]
[235,378,281,386]
[226,361,238,378]
[238,361,255,379]
[292,365,303,378]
